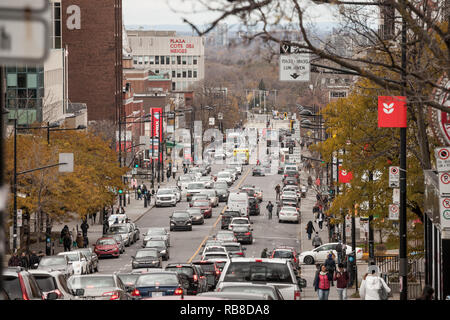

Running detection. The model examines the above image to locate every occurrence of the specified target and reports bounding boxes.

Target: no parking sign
[435,147,450,171]
[389,204,399,220]
[389,166,400,188]
[439,172,450,196]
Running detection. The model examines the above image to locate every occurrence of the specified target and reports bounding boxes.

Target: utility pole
[0,66,4,290]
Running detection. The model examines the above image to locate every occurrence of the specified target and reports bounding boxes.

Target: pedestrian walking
[312,232,323,248]
[29,251,40,269]
[8,252,21,267]
[261,248,268,258]
[76,231,84,248]
[172,165,177,179]
[336,240,343,264]
[416,286,434,300]
[306,221,315,240]
[93,212,97,224]
[166,169,171,181]
[266,201,274,220]
[313,264,332,300]
[137,187,142,200]
[334,263,349,300]
[63,231,72,252]
[307,176,313,187]
[275,184,281,201]
[60,225,69,246]
[324,253,336,286]
[359,267,391,300]
[19,252,29,269]
[318,211,324,230]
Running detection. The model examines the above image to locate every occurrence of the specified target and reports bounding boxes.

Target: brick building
[61,0,123,122]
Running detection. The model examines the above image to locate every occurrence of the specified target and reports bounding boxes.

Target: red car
[94,237,120,258]
[192,200,212,218]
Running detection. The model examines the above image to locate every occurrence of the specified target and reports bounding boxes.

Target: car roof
[197,292,271,300]
[228,257,289,264]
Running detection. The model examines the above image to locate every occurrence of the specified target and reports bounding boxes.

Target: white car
[155,188,177,207]
[166,186,181,202]
[228,217,251,231]
[282,186,301,198]
[202,251,230,261]
[198,176,214,189]
[299,243,364,265]
[57,251,89,275]
[201,245,227,258]
[278,206,300,224]
[202,189,219,207]
[281,191,299,202]
[184,181,209,201]
[108,214,127,227]
[216,171,233,186]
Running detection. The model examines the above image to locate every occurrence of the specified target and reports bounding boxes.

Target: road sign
[393,188,400,204]
[440,197,450,229]
[389,204,399,220]
[218,113,223,120]
[279,42,310,82]
[389,166,400,188]
[435,147,450,171]
[17,209,22,227]
[59,153,74,173]
[0,1,48,11]
[209,117,215,125]
[439,172,450,196]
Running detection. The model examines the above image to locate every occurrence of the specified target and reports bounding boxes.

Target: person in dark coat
[261,248,268,258]
[63,232,72,252]
[19,252,29,269]
[60,225,69,244]
[29,251,40,269]
[324,253,336,286]
[306,221,315,240]
[81,219,89,237]
[266,201,274,220]
[416,285,434,300]
[8,252,21,267]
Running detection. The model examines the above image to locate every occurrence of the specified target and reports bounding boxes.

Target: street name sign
[279,42,310,82]
[389,204,399,220]
[389,166,400,188]
[435,147,450,171]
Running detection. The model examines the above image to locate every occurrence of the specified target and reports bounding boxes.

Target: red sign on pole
[378,96,407,128]
[339,166,353,183]
[151,108,163,159]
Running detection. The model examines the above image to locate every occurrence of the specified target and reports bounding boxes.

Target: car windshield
[221,286,276,299]
[117,274,139,286]
[233,226,249,232]
[146,240,165,247]
[136,273,179,287]
[173,212,189,218]
[166,266,194,277]
[223,262,293,283]
[188,183,204,189]
[3,277,23,300]
[108,226,128,233]
[215,182,228,189]
[194,201,210,206]
[61,253,78,262]
[68,276,115,289]
[179,176,191,181]
[232,219,248,224]
[147,229,166,236]
[205,247,226,253]
[196,264,215,272]
[204,253,228,259]
[218,173,230,178]
[39,256,66,266]
[224,245,241,252]
[158,190,173,195]
[97,238,116,245]
[34,275,57,292]
[282,207,297,212]
[188,210,202,216]
[283,192,296,196]
[273,251,294,259]
[135,250,158,258]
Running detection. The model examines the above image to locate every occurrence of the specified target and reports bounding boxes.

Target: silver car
[107,224,133,246]
[36,255,74,277]
[29,270,75,300]
[110,234,126,254]
[75,248,99,273]
[143,227,170,247]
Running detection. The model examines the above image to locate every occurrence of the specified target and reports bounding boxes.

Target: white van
[227,192,249,217]
[284,164,298,172]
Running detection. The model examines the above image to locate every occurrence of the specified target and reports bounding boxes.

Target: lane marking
[187,166,252,263]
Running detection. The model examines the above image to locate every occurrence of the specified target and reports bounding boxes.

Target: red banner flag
[378,96,407,128]
[339,167,353,183]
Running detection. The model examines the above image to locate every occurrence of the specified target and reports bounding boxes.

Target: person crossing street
[266,201,274,220]
[275,184,281,201]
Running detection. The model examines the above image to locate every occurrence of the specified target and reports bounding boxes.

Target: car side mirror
[46,292,59,300]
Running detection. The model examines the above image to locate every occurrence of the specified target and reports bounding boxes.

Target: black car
[144,239,170,261]
[165,263,208,295]
[192,261,220,291]
[170,211,192,231]
[232,225,253,244]
[252,167,265,176]
[283,177,299,186]
[222,242,246,257]
[215,187,229,202]
[186,207,205,225]
[132,249,162,269]
[2,267,55,300]
[221,210,241,230]
[248,197,260,216]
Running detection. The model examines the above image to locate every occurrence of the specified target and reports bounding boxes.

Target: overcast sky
[122,0,339,26]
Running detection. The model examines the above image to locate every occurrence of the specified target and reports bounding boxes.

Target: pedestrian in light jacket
[312,232,323,248]
[359,269,391,300]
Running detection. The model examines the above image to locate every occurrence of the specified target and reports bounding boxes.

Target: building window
[172,70,176,78]
[177,70,181,78]
[171,56,176,64]
[166,56,170,64]
[27,74,37,88]
[51,2,62,49]
[188,70,192,78]
[193,56,198,65]
[133,57,138,64]
[160,56,165,65]
[144,56,149,64]
[149,56,154,64]
[7,74,17,87]
[182,56,187,65]
[155,56,159,64]
[330,91,347,98]
[193,70,197,78]
[182,71,187,78]
[155,69,159,74]
[177,56,181,64]
[188,56,193,65]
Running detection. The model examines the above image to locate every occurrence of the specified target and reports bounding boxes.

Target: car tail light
[294,290,301,300]
[255,259,263,262]
[215,270,221,275]
[18,274,30,300]
[284,174,287,177]
[193,274,198,282]
[174,288,183,295]
[54,289,63,298]
[245,232,251,236]
[236,252,243,255]
[103,291,120,300]
[131,289,141,297]
[255,204,258,209]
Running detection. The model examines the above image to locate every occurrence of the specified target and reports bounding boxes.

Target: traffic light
[134,158,139,168]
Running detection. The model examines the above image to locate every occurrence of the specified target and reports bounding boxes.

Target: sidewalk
[4,176,177,264]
